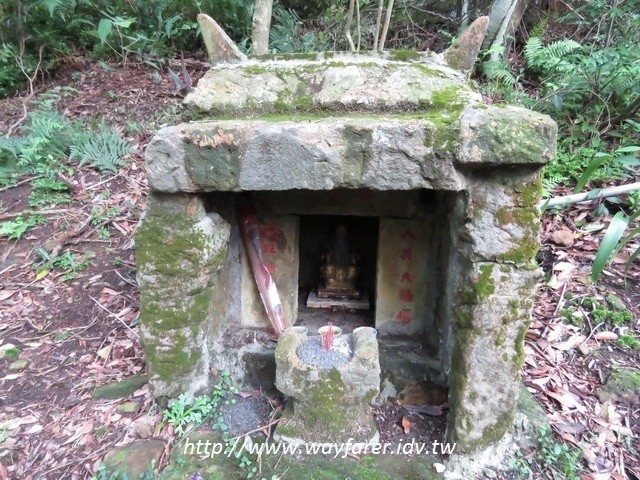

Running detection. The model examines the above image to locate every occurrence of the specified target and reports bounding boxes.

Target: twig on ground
[0,176,41,193]
[0,208,76,221]
[85,173,121,191]
[114,270,137,287]
[228,418,281,442]
[553,282,569,316]
[89,295,139,337]
[582,321,605,345]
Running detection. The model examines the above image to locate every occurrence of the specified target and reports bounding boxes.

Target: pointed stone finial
[197,13,248,64]
[444,16,490,77]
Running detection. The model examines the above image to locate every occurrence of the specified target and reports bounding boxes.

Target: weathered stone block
[145,119,467,194]
[184,55,478,114]
[458,105,557,166]
[136,193,230,397]
[447,263,539,451]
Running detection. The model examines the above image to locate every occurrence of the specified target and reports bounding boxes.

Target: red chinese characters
[401,229,416,240]
[400,271,413,283]
[395,309,412,324]
[398,288,414,303]
[399,248,412,261]
[261,242,277,255]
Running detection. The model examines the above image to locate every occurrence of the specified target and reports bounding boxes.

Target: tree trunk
[483,0,529,58]
[252,0,273,55]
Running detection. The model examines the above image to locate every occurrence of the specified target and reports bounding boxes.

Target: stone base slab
[306,290,370,310]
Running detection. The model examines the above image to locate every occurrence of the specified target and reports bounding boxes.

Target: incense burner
[274,326,380,446]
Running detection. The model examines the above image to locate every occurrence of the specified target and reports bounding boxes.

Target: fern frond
[482,60,517,87]
[546,40,582,58]
[69,122,132,174]
[0,136,24,162]
[530,19,548,39]
[36,0,76,19]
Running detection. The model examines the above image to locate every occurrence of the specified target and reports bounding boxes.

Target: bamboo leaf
[574,153,611,193]
[592,212,629,281]
[615,145,640,153]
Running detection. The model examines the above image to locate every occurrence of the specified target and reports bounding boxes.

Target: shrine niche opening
[296,214,379,332]
[222,188,459,351]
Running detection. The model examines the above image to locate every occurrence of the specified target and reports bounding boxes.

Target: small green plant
[0,425,11,443]
[55,330,72,342]
[36,249,93,280]
[162,371,238,437]
[513,426,583,479]
[29,176,71,206]
[163,393,213,436]
[91,205,122,238]
[3,347,20,359]
[618,333,639,349]
[0,216,42,240]
[560,308,584,326]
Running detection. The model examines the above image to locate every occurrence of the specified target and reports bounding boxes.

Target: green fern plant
[69,122,132,174]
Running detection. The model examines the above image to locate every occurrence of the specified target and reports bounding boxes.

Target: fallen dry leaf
[401,415,412,434]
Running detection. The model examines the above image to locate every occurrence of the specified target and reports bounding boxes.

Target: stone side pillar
[447,105,557,452]
[136,193,230,397]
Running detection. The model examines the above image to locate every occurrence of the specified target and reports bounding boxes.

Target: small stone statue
[319,225,360,298]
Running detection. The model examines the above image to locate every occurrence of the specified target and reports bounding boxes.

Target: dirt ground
[0,60,638,479]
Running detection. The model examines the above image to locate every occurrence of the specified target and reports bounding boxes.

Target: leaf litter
[0,60,638,479]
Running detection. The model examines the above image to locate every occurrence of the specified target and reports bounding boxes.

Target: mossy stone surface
[102,440,165,479]
[458,105,557,166]
[185,54,477,115]
[136,193,230,397]
[274,329,380,444]
[93,375,148,400]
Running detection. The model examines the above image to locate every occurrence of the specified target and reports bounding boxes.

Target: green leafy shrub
[163,393,214,436]
[0,215,45,240]
[163,370,238,437]
[0,0,256,95]
[69,122,132,174]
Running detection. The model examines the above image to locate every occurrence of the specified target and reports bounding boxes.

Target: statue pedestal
[306,290,370,310]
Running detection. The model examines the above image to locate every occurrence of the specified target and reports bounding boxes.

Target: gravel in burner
[297,335,352,368]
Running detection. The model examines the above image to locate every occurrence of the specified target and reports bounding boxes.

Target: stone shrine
[136,33,556,456]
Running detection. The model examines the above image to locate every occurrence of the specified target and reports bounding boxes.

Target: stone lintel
[145,111,555,195]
